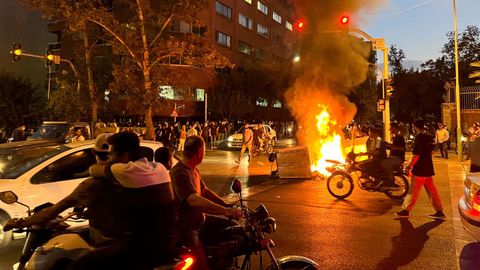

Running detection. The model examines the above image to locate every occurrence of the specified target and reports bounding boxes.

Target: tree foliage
[0,72,47,132]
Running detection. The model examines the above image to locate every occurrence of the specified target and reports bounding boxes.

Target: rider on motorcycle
[170,135,243,270]
[3,133,135,269]
[381,123,405,189]
[354,127,388,186]
[88,132,179,269]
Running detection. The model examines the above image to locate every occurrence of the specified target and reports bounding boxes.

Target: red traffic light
[294,19,306,32]
[340,15,349,25]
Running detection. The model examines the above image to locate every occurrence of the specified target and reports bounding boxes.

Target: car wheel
[0,211,13,250]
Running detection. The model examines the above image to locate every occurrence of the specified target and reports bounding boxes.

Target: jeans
[438,142,448,158]
[238,142,253,162]
[380,156,403,184]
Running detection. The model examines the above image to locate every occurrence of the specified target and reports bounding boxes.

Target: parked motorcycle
[454,134,469,156]
[0,191,194,270]
[325,153,409,200]
[405,134,415,152]
[201,179,319,270]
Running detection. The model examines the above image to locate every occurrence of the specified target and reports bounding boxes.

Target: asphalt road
[1,140,478,269]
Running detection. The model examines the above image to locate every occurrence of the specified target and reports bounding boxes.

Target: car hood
[466,173,480,188]
[0,140,61,152]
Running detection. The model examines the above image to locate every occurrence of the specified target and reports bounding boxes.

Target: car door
[20,145,96,209]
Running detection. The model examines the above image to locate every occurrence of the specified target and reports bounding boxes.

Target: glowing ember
[309,106,345,175]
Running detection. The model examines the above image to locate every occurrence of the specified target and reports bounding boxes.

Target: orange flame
[309,106,345,175]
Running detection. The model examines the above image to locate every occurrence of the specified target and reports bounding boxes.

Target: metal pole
[47,65,51,101]
[383,47,391,142]
[453,0,463,161]
[205,92,208,123]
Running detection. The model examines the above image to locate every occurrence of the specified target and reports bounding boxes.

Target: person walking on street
[200,123,210,146]
[435,123,449,159]
[178,125,187,152]
[210,121,218,149]
[218,121,227,142]
[395,119,446,220]
[235,124,253,164]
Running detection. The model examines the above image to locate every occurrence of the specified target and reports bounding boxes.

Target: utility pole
[452,0,463,161]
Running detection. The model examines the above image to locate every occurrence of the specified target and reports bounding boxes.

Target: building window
[216,31,231,47]
[256,48,267,60]
[159,86,175,100]
[238,41,252,55]
[257,24,269,38]
[239,13,253,30]
[272,100,282,108]
[216,1,232,19]
[257,1,268,15]
[195,88,205,101]
[273,11,282,24]
[244,0,252,4]
[286,21,293,31]
[256,97,268,107]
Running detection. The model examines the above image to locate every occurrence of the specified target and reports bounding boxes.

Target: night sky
[0,0,55,88]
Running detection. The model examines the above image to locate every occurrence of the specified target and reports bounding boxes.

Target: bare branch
[149,14,174,48]
[87,17,142,69]
[148,54,176,71]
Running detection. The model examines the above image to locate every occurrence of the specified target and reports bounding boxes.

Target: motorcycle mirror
[0,191,18,204]
[230,178,242,194]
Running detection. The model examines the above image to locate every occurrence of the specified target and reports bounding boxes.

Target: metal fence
[446,86,480,109]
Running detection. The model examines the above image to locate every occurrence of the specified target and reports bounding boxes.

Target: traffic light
[470,61,480,84]
[340,15,350,25]
[45,49,54,66]
[10,43,22,62]
[385,78,394,98]
[294,18,306,32]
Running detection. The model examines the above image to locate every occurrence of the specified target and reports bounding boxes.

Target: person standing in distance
[235,124,253,164]
[395,119,446,220]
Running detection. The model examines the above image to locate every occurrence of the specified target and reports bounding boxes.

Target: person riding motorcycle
[354,127,388,186]
[381,123,406,189]
[170,135,243,270]
[3,133,135,269]
[88,132,179,269]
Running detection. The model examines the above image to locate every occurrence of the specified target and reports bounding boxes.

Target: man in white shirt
[435,123,449,159]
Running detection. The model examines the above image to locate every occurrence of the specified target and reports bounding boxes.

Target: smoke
[286,0,387,163]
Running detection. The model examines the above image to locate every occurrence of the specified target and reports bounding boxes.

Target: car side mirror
[0,191,18,204]
[230,178,242,194]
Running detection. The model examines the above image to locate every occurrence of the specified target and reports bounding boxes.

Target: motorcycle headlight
[260,217,277,234]
[227,136,234,142]
[461,136,467,142]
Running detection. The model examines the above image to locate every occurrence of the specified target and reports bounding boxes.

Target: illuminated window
[256,98,268,107]
[195,88,205,101]
[257,1,268,15]
[238,41,251,55]
[239,13,253,30]
[216,1,232,19]
[244,0,252,4]
[257,24,269,38]
[272,100,282,108]
[159,86,174,100]
[216,31,231,47]
[286,21,293,31]
[273,12,282,24]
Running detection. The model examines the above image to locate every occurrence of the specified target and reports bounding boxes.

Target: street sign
[171,109,178,118]
[377,100,385,112]
[378,99,385,105]
[372,38,385,50]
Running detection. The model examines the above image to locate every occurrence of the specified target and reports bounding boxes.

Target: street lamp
[452,0,463,161]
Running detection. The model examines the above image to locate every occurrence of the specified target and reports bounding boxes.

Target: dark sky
[0,0,55,87]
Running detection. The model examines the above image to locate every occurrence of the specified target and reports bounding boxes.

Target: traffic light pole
[348,28,391,142]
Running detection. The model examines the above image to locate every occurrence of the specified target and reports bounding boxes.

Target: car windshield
[30,124,70,140]
[0,145,69,179]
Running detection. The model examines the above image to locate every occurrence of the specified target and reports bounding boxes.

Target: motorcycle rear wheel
[327,171,354,199]
[267,260,318,270]
[384,173,409,200]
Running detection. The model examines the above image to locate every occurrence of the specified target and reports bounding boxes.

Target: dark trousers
[438,142,448,158]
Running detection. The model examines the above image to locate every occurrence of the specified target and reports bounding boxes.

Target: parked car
[0,139,168,249]
[27,121,93,144]
[220,124,277,150]
[458,172,480,241]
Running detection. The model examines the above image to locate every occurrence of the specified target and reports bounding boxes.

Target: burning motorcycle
[0,191,194,270]
[325,153,409,200]
[201,179,319,270]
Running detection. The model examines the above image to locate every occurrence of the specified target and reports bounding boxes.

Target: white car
[224,125,277,149]
[0,139,167,249]
[458,172,480,241]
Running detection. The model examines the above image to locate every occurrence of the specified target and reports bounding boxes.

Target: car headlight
[227,136,234,142]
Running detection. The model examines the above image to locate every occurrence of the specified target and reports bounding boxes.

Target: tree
[20,0,108,127]
[388,45,406,76]
[0,72,47,132]
[85,0,228,139]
